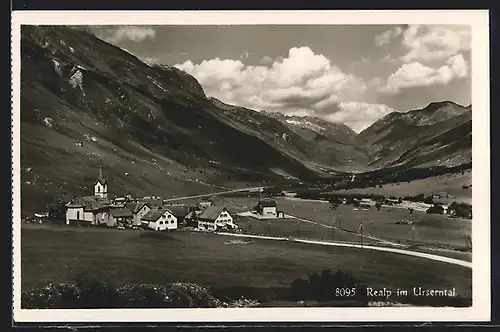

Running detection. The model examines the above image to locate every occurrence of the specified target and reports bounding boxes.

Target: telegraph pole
[359,222,364,246]
[331,218,335,242]
[296,221,300,238]
[411,226,416,245]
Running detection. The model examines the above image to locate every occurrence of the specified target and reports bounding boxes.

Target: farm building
[108,207,133,227]
[141,208,178,231]
[65,196,110,225]
[197,206,237,231]
[255,200,277,217]
[126,202,151,226]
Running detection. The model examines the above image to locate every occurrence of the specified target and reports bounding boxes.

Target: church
[65,159,111,225]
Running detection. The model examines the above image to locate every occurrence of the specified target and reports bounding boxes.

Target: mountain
[20,25,329,212]
[358,101,472,169]
[19,25,472,213]
[260,111,369,172]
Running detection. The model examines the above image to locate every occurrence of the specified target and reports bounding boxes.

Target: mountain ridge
[19,25,472,213]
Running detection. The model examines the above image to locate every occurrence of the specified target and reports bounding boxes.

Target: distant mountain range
[19,25,472,212]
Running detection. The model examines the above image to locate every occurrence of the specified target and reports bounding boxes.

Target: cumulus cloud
[400,25,471,63]
[175,46,367,116]
[92,26,156,44]
[375,26,404,46]
[382,53,468,93]
[376,25,471,63]
[323,102,395,133]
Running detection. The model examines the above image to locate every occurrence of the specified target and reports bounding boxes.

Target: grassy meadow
[21,224,471,302]
[331,171,472,204]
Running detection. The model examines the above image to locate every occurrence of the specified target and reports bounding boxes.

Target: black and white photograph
[11,10,490,323]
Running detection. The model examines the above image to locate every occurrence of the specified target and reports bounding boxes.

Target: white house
[126,202,151,226]
[197,206,237,231]
[141,208,178,231]
[256,200,277,217]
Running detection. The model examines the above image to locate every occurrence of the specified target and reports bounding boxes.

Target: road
[162,186,267,202]
[215,232,472,269]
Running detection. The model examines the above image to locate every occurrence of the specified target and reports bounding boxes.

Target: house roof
[84,201,108,212]
[95,178,108,186]
[67,196,110,211]
[164,205,190,218]
[110,207,133,218]
[198,206,228,220]
[142,208,172,222]
[258,200,277,207]
[140,198,162,208]
[126,202,150,214]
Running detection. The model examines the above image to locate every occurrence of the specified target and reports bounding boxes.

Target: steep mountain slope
[210,98,369,172]
[19,25,473,213]
[20,25,323,212]
[358,101,472,169]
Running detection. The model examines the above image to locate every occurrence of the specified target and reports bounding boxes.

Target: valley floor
[21,224,472,307]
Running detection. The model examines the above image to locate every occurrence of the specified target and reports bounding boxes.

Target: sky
[90,25,471,132]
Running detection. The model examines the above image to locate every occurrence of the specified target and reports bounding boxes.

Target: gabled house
[141,208,178,231]
[197,206,237,231]
[164,205,190,226]
[108,207,133,227]
[126,202,151,226]
[256,200,277,217]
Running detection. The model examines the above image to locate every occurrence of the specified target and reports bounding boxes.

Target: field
[235,215,378,244]
[333,171,472,204]
[276,198,471,249]
[21,224,472,302]
[202,195,471,251]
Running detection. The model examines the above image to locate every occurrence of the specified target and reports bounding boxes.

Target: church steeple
[99,158,102,180]
[99,158,103,180]
[94,158,108,199]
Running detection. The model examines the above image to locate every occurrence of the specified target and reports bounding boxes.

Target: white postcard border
[11,10,490,323]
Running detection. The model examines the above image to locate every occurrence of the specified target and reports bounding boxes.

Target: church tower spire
[99,158,103,180]
[94,158,108,199]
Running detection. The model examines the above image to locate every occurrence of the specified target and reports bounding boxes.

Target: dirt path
[215,232,472,269]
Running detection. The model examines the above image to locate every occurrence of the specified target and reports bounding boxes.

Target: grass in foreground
[21,224,472,301]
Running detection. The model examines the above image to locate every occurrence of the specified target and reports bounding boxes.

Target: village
[32,160,287,233]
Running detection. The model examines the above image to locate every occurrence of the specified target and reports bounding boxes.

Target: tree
[375,202,382,211]
[408,208,414,215]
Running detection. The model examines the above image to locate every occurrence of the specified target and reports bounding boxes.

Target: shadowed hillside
[19,25,473,213]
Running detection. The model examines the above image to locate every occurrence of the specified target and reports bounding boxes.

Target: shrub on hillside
[21,283,81,309]
[22,276,222,309]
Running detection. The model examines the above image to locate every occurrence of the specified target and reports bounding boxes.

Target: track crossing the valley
[215,232,472,269]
